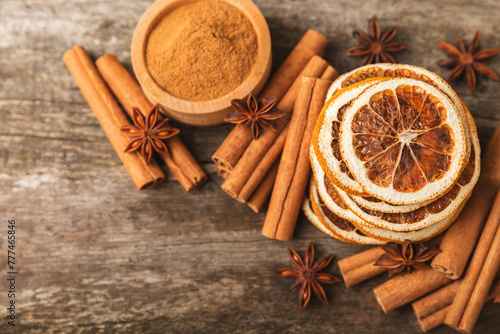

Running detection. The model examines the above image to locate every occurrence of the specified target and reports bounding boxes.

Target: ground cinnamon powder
[146,0,258,101]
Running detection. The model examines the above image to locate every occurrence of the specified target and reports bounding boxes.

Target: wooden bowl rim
[131,0,271,116]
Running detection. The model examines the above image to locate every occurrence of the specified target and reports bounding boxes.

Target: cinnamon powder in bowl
[132,0,272,126]
[146,0,258,101]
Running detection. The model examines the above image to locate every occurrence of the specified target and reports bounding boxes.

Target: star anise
[437,31,500,94]
[224,93,285,140]
[374,240,441,277]
[346,16,407,66]
[273,242,340,310]
[121,105,179,164]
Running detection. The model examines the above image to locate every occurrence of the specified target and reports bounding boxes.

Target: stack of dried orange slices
[302,64,480,245]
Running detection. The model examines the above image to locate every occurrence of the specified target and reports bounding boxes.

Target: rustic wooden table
[1,0,499,333]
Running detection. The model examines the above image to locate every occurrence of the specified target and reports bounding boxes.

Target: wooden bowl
[131,0,272,126]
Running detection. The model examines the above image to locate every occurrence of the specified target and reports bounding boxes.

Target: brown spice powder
[146,0,258,101]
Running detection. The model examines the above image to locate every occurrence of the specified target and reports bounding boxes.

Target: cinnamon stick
[455,201,500,333]
[243,64,338,212]
[445,188,500,329]
[247,161,279,213]
[458,276,500,333]
[413,280,462,320]
[432,127,500,279]
[320,65,339,80]
[337,236,443,288]
[412,279,500,332]
[63,46,164,190]
[338,247,387,287]
[212,30,327,173]
[418,306,451,332]
[95,54,207,192]
[221,56,330,201]
[373,267,452,313]
[217,166,230,179]
[242,65,338,205]
[238,125,290,203]
[262,77,333,241]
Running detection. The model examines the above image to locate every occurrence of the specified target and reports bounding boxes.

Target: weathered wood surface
[1,0,499,333]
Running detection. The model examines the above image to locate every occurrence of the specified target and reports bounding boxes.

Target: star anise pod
[346,16,407,66]
[224,93,285,140]
[437,31,500,94]
[374,240,441,277]
[121,105,180,164]
[273,241,340,310]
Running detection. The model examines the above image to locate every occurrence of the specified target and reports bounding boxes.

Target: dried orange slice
[350,193,432,213]
[326,63,471,156]
[347,109,476,213]
[336,147,476,231]
[306,170,466,243]
[313,78,385,196]
[357,202,466,243]
[328,63,443,98]
[333,112,479,230]
[339,78,468,205]
[304,177,384,245]
[309,147,471,241]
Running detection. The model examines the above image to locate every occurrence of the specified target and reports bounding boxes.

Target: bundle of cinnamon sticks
[262,76,334,240]
[213,30,339,216]
[64,46,207,191]
[212,30,328,174]
[412,278,500,332]
[444,188,500,333]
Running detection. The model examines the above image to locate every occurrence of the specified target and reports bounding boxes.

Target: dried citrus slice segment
[306,168,466,243]
[310,145,379,228]
[357,202,466,243]
[310,141,479,235]
[339,78,468,205]
[312,78,386,196]
[334,116,479,231]
[350,111,478,213]
[351,192,433,214]
[326,63,471,156]
[303,177,384,245]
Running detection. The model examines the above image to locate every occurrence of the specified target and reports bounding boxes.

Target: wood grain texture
[0,0,499,333]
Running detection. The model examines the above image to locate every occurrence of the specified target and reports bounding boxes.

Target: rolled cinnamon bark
[95,54,207,192]
[418,306,451,332]
[373,267,452,313]
[244,65,338,212]
[221,56,330,201]
[445,189,500,329]
[432,127,500,279]
[247,160,280,213]
[212,30,327,173]
[320,65,339,80]
[338,236,443,288]
[238,125,289,203]
[217,166,230,179]
[63,46,164,190]
[262,77,332,241]
[413,280,462,320]
[338,247,387,287]
[412,279,500,332]
[457,209,500,333]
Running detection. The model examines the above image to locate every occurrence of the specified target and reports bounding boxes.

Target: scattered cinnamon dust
[146,0,258,101]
